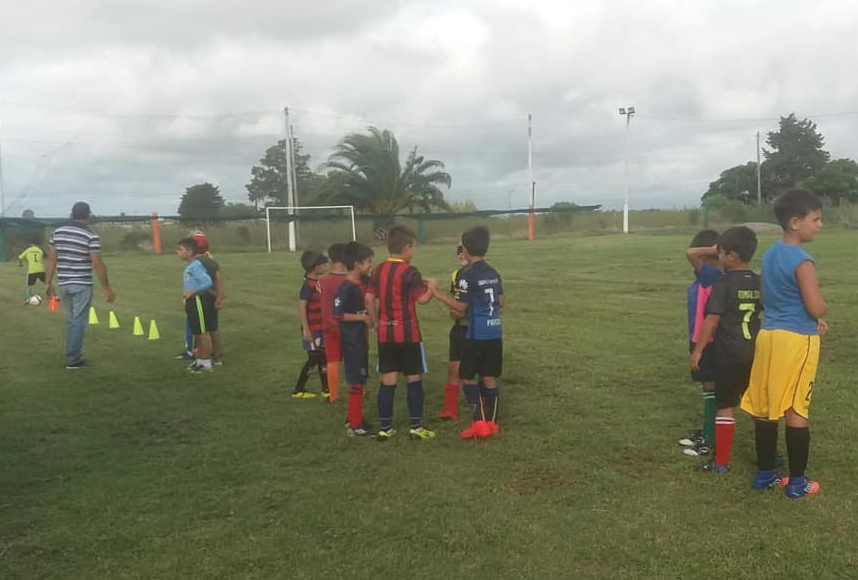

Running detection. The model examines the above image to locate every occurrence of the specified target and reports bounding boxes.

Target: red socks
[439,382,459,420]
[714,416,736,467]
[348,384,365,429]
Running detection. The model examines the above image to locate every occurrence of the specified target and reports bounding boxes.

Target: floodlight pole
[284,106,297,252]
[619,106,635,233]
[756,131,762,205]
[527,113,535,241]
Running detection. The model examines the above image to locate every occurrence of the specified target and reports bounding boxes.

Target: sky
[2,0,858,218]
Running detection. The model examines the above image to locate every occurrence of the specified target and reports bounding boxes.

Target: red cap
[191,232,210,253]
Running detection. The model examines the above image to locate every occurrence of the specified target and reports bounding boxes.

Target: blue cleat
[784,477,820,499]
[752,470,784,490]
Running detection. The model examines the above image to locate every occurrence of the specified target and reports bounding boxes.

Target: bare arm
[685,245,718,271]
[431,286,467,316]
[690,314,720,371]
[796,261,827,319]
[499,294,506,309]
[365,293,379,329]
[299,300,312,342]
[91,253,115,302]
[214,271,224,308]
[341,313,370,325]
[44,246,58,296]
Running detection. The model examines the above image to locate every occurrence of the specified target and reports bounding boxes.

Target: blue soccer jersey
[458,261,503,340]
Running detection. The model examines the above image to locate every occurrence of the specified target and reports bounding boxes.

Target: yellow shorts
[740,329,819,420]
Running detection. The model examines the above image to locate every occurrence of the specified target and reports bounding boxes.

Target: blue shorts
[342,342,369,385]
[302,330,324,352]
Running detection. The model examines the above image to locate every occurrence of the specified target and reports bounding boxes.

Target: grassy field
[2,232,858,579]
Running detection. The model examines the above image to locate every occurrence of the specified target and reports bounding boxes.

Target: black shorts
[185,292,218,335]
[28,272,46,286]
[449,325,467,362]
[689,341,716,383]
[342,342,369,385]
[378,342,426,376]
[714,358,753,409]
[459,338,503,380]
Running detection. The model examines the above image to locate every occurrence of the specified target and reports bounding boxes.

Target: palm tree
[320,127,451,239]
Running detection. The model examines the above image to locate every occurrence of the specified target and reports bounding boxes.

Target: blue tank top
[761,241,818,335]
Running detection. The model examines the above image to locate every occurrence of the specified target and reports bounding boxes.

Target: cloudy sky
[2,0,858,217]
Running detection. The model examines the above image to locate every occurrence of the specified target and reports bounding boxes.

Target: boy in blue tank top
[741,189,828,499]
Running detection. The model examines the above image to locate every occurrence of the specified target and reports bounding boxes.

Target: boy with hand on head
[679,229,723,457]
[292,250,329,399]
[690,226,762,474]
[432,226,504,439]
[177,237,215,373]
[319,242,349,402]
[365,225,438,441]
[741,189,827,499]
[19,237,46,303]
[193,233,225,365]
[334,242,376,436]
[438,244,469,421]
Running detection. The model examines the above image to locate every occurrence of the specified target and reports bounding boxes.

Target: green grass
[2,233,858,579]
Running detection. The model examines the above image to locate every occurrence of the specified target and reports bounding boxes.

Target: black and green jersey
[705,269,762,362]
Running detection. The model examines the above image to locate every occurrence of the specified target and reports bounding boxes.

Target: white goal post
[265,205,357,253]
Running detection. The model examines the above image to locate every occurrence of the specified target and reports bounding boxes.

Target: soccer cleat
[678,430,705,447]
[188,363,213,374]
[291,390,316,398]
[682,441,711,457]
[376,428,396,442]
[783,477,821,499]
[65,361,87,370]
[212,358,223,367]
[348,425,375,437]
[752,470,784,490]
[409,427,436,440]
[460,420,491,440]
[175,350,194,360]
[701,461,730,474]
[487,421,500,434]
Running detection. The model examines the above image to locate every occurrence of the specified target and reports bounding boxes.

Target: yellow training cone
[108,311,120,329]
[133,316,145,336]
[148,320,160,341]
[88,307,99,325]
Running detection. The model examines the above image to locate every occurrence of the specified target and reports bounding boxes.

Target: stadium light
[618,106,635,233]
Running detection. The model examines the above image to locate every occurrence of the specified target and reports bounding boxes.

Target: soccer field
[2,233,857,579]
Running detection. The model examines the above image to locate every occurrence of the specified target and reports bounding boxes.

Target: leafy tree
[246,138,320,208]
[21,209,35,219]
[219,202,261,219]
[702,162,759,204]
[446,200,478,213]
[802,158,858,204]
[177,183,225,219]
[764,114,830,195]
[320,127,451,239]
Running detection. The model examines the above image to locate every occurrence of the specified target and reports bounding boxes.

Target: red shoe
[487,421,499,434]
[460,420,490,439]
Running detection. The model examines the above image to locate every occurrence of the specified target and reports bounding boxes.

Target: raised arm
[685,245,719,271]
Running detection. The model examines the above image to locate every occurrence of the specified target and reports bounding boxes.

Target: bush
[120,230,153,252]
[237,226,251,244]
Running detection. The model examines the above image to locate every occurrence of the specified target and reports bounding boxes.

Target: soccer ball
[28,295,43,306]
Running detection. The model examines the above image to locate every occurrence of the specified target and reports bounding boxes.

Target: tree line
[703,113,858,207]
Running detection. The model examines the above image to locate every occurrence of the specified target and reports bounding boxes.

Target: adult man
[45,202,115,369]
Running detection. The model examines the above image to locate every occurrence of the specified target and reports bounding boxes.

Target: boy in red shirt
[292,250,329,398]
[319,243,348,402]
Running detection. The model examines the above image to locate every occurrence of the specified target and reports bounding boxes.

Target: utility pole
[290,122,300,248]
[527,113,534,241]
[284,107,296,252]
[756,131,762,205]
[0,99,6,217]
[619,106,635,233]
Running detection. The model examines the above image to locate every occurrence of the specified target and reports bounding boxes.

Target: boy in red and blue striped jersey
[366,225,438,441]
[292,250,329,399]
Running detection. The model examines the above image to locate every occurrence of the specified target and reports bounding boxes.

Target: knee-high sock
[462,383,482,422]
[714,416,736,466]
[755,420,779,471]
[348,384,365,429]
[702,389,716,446]
[407,380,424,429]
[294,355,315,391]
[786,425,810,479]
[481,384,499,423]
[442,382,459,418]
[185,319,193,352]
[312,351,328,390]
[378,384,396,431]
[327,363,340,401]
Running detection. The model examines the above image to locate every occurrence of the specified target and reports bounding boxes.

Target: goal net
[265,205,357,253]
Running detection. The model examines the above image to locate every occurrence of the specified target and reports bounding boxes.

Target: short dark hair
[343,241,374,270]
[718,226,758,263]
[387,225,416,254]
[461,225,490,257]
[455,244,464,255]
[689,229,719,248]
[30,236,41,245]
[177,237,198,252]
[327,242,347,264]
[300,250,328,273]
[774,188,822,229]
[71,202,91,220]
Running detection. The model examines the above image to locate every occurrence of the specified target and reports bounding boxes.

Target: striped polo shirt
[49,222,101,286]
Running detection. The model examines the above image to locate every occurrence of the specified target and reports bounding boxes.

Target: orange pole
[527,205,535,241]
[151,212,162,254]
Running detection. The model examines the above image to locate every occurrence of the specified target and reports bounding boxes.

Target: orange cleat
[487,421,500,434]
[460,420,490,439]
